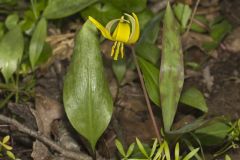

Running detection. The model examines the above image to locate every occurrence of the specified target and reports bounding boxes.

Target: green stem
[131,46,161,142]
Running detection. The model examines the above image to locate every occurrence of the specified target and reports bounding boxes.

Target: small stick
[131,46,161,142]
[185,0,201,35]
[0,114,92,160]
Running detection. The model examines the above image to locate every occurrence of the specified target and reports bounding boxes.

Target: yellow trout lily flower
[89,13,140,60]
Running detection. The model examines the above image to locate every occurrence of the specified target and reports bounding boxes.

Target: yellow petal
[88,16,113,40]
[126,13,140,44]
[112,22,131,43]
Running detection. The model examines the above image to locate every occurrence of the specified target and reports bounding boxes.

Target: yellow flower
[89,13,140,60]
[0,135,13,150]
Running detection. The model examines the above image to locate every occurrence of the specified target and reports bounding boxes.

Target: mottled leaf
[160,3,184,131]
[44,0,98,19]
[63,21,113,150]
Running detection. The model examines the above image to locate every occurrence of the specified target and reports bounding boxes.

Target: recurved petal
[126,13,140,44]
[106,19,120,33]
[88,16,113,40]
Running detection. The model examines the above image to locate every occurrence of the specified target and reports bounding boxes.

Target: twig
[0,114,92,160]
[131,46,161,142]
[185,0,201,35]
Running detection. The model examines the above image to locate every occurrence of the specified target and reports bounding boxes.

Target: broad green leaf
[43,0,98,19]
[63,21,113,150]
[29,18,47,68]
[81,2,122,25]
[180,87,208,112]
[0,26,24,82]
[137,56,160,106]
[5,13,19,30]
[115,139,126,157]
[137,9,154,30]
[105,0,147,13]
[136,138,149,158]
[136,13,163,64]
[35,42,52,66]
[136,42,160,65]
[112,58,126,83]
[210,20,231,43]
[160,3,184,131]
[190,16,208,33]
[173,3,192,29]
[194,121,231,146]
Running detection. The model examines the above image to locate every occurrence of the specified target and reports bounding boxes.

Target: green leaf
[190,16,208,33]
[104,0,147,12]
[180,87,208,112]
[0,26,24,82]
[29,18,47,68]
[137,9,154,30]
[174,143,180,160]
[2,135,10,144]
[163,141,171,160]
[136,138,149,158]
[81,2,122,25]
[136,42,160,65]
[210,20,232,43]
[63,21,113,150]
[173,3,192,29]
[160,3,184,131]
[194,121,231,146]
[126,142,135,157]
[112,58,126,83]
[35,42,52,66]
[137,56,160,106]
[153,142,165,160]
[136,13,163,64]
[150,139,158,158]
[225,154,232,160]
[115,139,126,157]
[43,0,98,19]
[182,148,199,160]
[0,22,4,39]
[6,151,15,160]
[5,13,19,30]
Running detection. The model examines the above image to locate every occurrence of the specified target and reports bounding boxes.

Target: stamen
[111,41,118,57]
[120,42,124,58]
[114,42,121,60]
